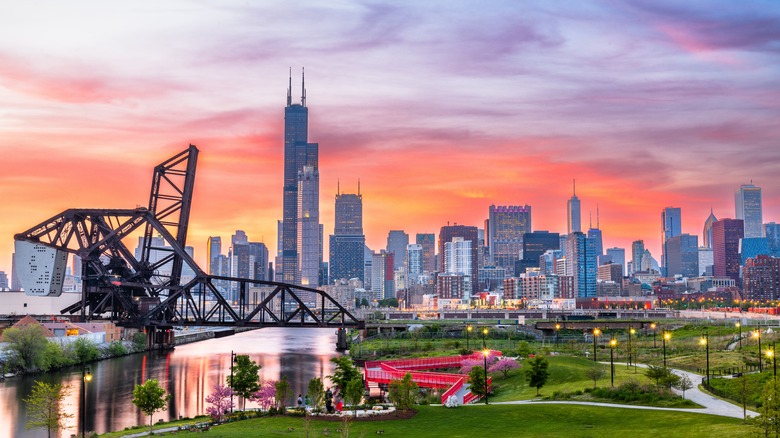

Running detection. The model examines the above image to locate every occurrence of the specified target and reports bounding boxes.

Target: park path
[492,362,755,420]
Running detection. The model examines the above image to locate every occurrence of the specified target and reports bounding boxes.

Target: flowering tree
[205,385,234,422]
[488,358,521,378]
[249,380,277,411]
[459,356,498,374]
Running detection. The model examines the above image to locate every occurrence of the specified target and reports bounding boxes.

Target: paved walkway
[491,362,755,420]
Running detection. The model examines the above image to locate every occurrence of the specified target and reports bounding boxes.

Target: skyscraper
[631,240,645,274]
[736,183,763,238]
[415,233,436,273]
[703,209,718,248]
[565,232,596,298]
[605,247,625,275]
[567,180,581,234]
[298,165,321,286]
[329,189,366,284]
[712,218,744,286]
[515,231,559,276]
[207,236,222,275]
[280,69,318,285]
[665,234,699,278]
[661,207,682,276]
[439,224,479,293]
[488,205,531,271]
[386,230,409,270]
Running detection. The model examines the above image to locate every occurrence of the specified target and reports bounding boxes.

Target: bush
[132,332,147,351]
[73,338,100,363]
[105,342,128,357]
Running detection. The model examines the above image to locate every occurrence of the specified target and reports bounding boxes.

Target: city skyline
[1,1,780,274]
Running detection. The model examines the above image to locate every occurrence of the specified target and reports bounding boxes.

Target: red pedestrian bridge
[364,351,502,405]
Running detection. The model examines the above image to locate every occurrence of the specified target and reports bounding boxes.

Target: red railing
[364,351,504,404]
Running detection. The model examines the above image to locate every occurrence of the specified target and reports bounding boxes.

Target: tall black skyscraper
[281,69,318,285]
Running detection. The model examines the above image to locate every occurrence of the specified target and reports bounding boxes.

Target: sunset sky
[1,1,779,275]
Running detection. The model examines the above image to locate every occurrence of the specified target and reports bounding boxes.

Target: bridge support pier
[336,327,349,351]
[146,326,175,351]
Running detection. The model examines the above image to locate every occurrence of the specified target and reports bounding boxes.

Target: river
[0,327,344,437]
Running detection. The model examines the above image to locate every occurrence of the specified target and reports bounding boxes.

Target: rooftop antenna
[597,204,600,229]
[287,67,292,106]
[589,211,593,229]
[358,178,361,196]
[337,179,340,196]
[301,67,306,107]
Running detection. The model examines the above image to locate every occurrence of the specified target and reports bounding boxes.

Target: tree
[227,354,260,410]
[468,366,488,399]
[644,365,668,385]
[132,332,147,351]
[275,375,292,411]
[388,372,418,411]
[205,384,234,423]
[23,381,72,438]
[344,376,365,415]
[329,356,361,393]
[753,378,780,437]
[459,358,482,374]
[489,358,521,378]
[73,338,100,363]
[674,374,693,398]
[584,364,606,389]
[308,377,325,411]
[132,379,171,437]
[2,324,49,372]
[525,356,550,396]
[735,374,756,423]
[249,380,277,411]
[515,341,533,359]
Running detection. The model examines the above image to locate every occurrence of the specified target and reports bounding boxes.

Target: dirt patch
[308,409,417,422]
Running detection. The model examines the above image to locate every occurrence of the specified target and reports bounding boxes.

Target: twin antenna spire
[336,179,361,196]
[287,67,307,107]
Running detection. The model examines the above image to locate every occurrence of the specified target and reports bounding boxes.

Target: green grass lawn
[489,355,660,402]
[140,405,750,438]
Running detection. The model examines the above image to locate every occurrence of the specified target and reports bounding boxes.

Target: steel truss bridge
[14,146,362,347]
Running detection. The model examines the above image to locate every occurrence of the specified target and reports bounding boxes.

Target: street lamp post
[482,327,488,350]
[650,323,657,348]
[554,321,561,350]
[627,326,635,368]
[700,331,710,385]
[736,322,742,350]
[767,344,777,379]
[609,338,617,387]
[81,366,92,438]
[466,325,473,351]
[230,351,237,412]
[662,331,671,368]
[482,349,490,405]
[754,329,763,372]
[592,328,601,362]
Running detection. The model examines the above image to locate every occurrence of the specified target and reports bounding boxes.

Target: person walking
[325,387,334,413]
[297,394,303,408]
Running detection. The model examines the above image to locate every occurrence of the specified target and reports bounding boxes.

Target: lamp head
[593,328,601,336]
[555,323,561,330]
[84,368,93,382]
[467,325,473,332]
[482,349,490,357]
[650,323,657,329]
[630,328,636,335]
[735,322,740,328]
[700,337,707,346]
[483,328,488,335]
[663,332,671,341]
[610,339,617,347]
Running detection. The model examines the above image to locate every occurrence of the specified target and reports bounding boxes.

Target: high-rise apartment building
[631,240,645,274]
[415,233,436,273]
[329,190,365,284]
[736,183,763,238]
[567,181,581,234]
[743,255,780,301]
[661,207,682,276]
[488,205,531,271]
[703,209,718,248]
[407,244,423,284]
[280,70,318,285]
[386,230,409,270]
[438,224,479,293]
[712,218,744,286]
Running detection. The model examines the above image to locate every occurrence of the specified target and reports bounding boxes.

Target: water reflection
[0,327,344,437]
